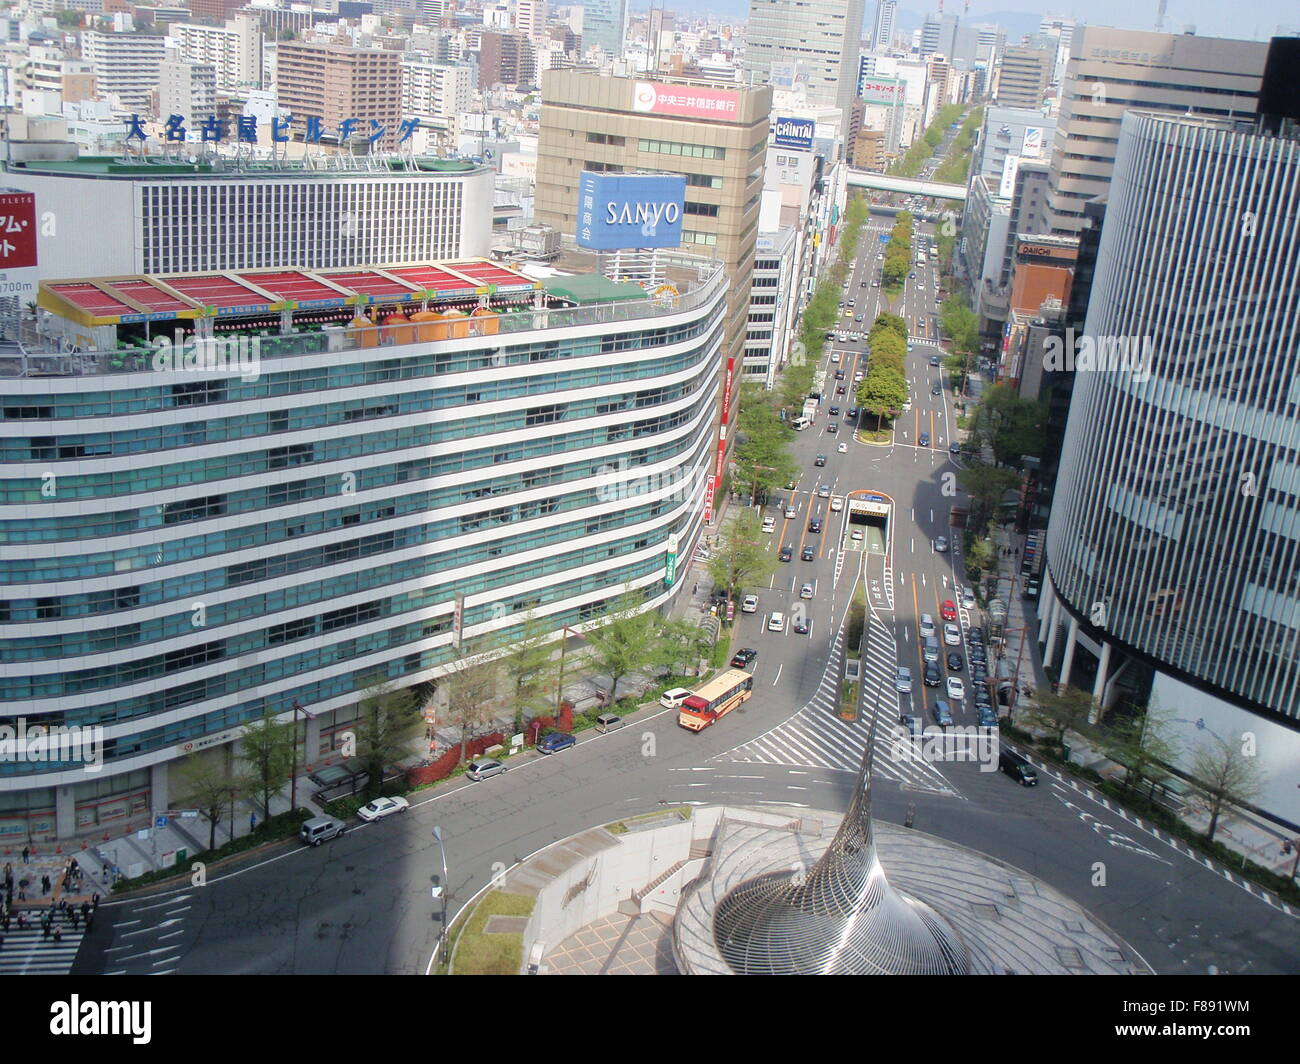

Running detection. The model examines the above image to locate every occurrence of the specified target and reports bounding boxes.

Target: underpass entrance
[848,495,890,555]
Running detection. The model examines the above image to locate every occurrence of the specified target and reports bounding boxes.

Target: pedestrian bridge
[847,169,966,202]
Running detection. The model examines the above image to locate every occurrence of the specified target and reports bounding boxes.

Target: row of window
[638,138,726,159]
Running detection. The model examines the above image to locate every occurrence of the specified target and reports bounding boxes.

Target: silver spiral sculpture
[711,676,971,974]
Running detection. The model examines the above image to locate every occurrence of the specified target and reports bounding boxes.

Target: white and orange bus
[677,669,754,731]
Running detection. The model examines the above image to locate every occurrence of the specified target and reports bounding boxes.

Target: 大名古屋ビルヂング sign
[576,172,687,250]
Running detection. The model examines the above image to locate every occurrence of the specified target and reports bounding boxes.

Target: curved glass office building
[1041,110,1300,817]
[0,255,726,839]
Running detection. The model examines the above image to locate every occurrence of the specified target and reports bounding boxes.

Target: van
[659,687,692,710]
[999,747,1038,786]
[300,816,347,847]
[922,637,940,663]
[919,614,936,640]
[768,611,786,633]
[595,713,624,733]
[792,416,811,431]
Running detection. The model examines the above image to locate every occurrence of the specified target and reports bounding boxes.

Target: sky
[631,1,1299,43]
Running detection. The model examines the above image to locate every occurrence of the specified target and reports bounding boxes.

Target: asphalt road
[73,212,1300,977]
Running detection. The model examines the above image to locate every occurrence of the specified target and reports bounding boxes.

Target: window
[684,201,720,218]
[585,131,625,146]
[638,138,725,159]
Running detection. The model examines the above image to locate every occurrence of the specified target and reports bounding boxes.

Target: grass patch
[605,805,693,835]
[840,680,859,721]
[449,890,536,975]
[856,424,894,444]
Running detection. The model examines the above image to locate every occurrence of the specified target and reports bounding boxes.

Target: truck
[801,397,818,423]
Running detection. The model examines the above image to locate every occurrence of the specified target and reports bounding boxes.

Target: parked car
[741,594,759,613]
[946,650,963,672]
[977,704,999,728]
[946,676,966,701]
[961,587,976,610]
[658,688,692,709]
[537,732,577,755]
[762,516,776,533]
[300,816,347,847]
[730,647,758,669]
[467,758,508,781]
[357,796,409,822]
[940,599,957,621]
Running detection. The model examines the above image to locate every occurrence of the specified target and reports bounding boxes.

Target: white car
[830,495,844,511]
[831,352,841,363]
[741,594,759,614]
[785,506,798,519]
[850,528,864,540]
[837,442,847,453]
[895,667,912,693]
[357,796,409,822]
[934,536,948,552]
[800,583,814,599]
[943,622,961,646]
[818,485,831,498]
[961,587,976,610]
[946,677,966,702]
[761,516,776,533]
[854,372,864,382]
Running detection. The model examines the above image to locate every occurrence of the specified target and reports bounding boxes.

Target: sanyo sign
[576,171,688,251]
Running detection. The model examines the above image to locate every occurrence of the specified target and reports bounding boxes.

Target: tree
[968,385,1047,469]
[653,616,710,678]
[858,365,908,428]
[55,10,82,28]
[1189,733,1264,844]
[176,753,240,852]
[707,511,778,606]
[872,313,908,343]
[1024,686,1096,753]
[442,652,501,764]
[351,676,422,795]
[498,613,558,734]
[1103,704,1181,799]
[583,589,661,704]
[964,533,995,584]
[239,710,295,821]
[958,463,1020,528]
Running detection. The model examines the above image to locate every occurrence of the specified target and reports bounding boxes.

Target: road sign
[156,816,168,828]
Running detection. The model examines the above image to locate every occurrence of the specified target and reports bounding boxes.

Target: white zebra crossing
[0,923,85,974]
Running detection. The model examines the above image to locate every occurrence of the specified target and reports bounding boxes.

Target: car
[924,662,941,687]
[659,687,692,709]
[837,442,848,453]
[855,371,864,382]
[901,714,921,736]
[949,441,962,457]
[730,647,758,668]
[940,599,957,621]
[946,676,966,701]
[467,758,507,781]
[934,536,948,552]
[300,816,348,846]
[977,704,999,728]
[918,613,936,639]
[933,700,954,727]
[973,686,992,708]
[909,272,915,279]
[761,516,776,533]
[357,796,410,822]
[815,454,827,467]
[798,543,814,561]
[799,583,814,599]
[848,406,859,417]
[967,626,984,645]
[784,506,798,519]
[786,478,797,490]
[894,667,912,693]
[1000,747,1038,786]
[929,355,940,366]
[947,650,963,672]
[829,406,840,416]
[835,369,846,380]
[793,617,810,634]
[837,332,848,341]
[830,495,844,512]
[970,662,988,684]
[836,385,847,396]
[962,587,976,610]
[537,732,577,754]
[818,485,831,498]
[969,646,987,667]
[779,545,793,562]
[831,351,841,363]
[918,432,930,447]
[931,383,942,396]
[854,314,863,322]
[826,422,838,434]
[767,611,786,632]
[808,518,822,533]
[850,528,864,540]
[907,343,914,351]
[741,594,759,613]
[943,622,961,646]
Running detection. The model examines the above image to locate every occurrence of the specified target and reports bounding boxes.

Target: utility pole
[431,825,450,968]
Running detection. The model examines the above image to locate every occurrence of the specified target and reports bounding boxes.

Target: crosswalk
[0,923,85,974]
[717,614,957,795]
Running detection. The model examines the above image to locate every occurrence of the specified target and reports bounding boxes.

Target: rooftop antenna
[1155,0,1167,32]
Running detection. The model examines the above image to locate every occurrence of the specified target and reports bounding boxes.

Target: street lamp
[431,825,449,967]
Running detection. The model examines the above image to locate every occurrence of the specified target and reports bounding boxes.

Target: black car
[793,618,810,634]
[779,545,793,562]
[814,454,827,467]
[947,650,963,672]
[923,662,941,687]
[835,369,846,380]
[829,406,840,416]
[1000,747,1038,786]
[808,518,822,533]
[970,663,988,684]
[836,385,847,396]
[918,432,930,447]
[949,441,961,456]
[848,407,859,418]
[929,355,940,366]
[730,647,758,669]
[801,545,815,561]
[968,628,985,645]
[977,704,998,728]
[826,422,838,434]
[931,383,942,396]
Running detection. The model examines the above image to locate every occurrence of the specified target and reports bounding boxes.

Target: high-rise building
[158,58,217,127]
[190,0,246,19]
[1042,104,1300,821]
[744,0,866,116]
[582,0,627,58]
[920,12,957,58]
[82,30,166,113]
[0,253,727,839]
[995,45,1052,110]
[274,41,403,150]
[170,16,263,94]
[401,56,475,124]
[536,68,772,483]
[514,0,548,40]
[479,29,536,88]
[872,0,896,53]
[1046,26,1268,236]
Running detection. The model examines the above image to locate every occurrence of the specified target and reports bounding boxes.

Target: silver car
[467,758,507,781]
[894,667,912,693]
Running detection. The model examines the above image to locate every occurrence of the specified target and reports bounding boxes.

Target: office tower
[872,0,896,53]
[744,0,867,115]
[1046,26,1267,236]
[920,12,958,57]
[582,0,627,57]
[1043,93,1300,819]
[996,45,1052,109]
[275,41,403,150]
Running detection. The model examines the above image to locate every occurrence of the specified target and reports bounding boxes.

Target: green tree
[1025,686,1097,753]
[55,10,82,28]
[872,313,908,343]
[350,677,422,795]
[239,710,296,820]
[499,613,559,733]
[858,365,908,428]
[734,384,799,500]
[177,753,240,852]
[653,616,711,678]
[1189,733,1264,843]
[969,384,1046,469]
[583,589,661,704]
[964,533,995,585]
[1103,704,1181,800]
[442,651,502,764]
[707,511,777,607]
[958,463,1020,527]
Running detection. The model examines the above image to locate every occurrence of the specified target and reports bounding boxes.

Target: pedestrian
[58,898,67,913]
[16,913,27,930]
[69,858,78,875]
[80,902,90,922]
[21,846,28,863]
[41,921,50,940]
[52,926,61,943]
[692,582,699,595]
[17,887,25,902]
[69,910,78,929]
[85,913,94,932]
[1014,547,1020,556]
[91,893,99,910]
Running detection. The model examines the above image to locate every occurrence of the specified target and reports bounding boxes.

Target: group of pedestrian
[1000,546,1021,557]
[61,858,83,895]
[0,893,99,950]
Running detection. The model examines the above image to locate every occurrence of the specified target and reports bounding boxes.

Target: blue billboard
[773,116,815,151]
[576,172,687,250]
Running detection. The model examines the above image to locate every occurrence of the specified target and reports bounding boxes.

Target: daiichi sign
[576,172,687,250]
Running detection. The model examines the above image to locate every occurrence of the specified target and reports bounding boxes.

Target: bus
[678,669,754,731]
